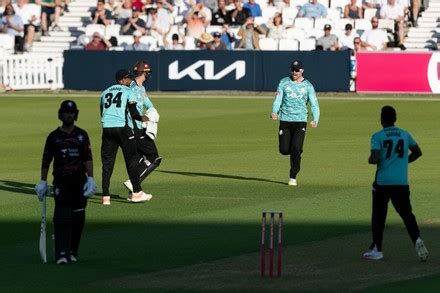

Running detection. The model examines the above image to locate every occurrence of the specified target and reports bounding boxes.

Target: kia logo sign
[169,60,246,80]
[427,52,440,93]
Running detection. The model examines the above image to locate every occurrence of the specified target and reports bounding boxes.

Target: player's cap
[290,60,304,72]
[115,69,132,81]
[133,61,152,73]
[324,24,331,30]
[345,23,353,30]
[133,30,142,37]
[59,100,78,113]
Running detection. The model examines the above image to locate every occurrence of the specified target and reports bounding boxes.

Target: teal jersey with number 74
[100,84,137,128]
[371,126,417,185]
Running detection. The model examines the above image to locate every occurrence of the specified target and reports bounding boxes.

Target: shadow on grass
[0,180,35,195]
[158,170,286,185]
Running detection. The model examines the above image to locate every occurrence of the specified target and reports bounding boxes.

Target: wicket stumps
[260,211,283,278]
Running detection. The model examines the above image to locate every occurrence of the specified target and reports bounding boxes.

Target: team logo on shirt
[61,149,67,158]
[54,188,60,197]
[78,135,83,142]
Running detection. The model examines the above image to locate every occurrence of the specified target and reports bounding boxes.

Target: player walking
[271,60,320,186]
[123,61,162,198]
[100,69,150,205]
[363,106,429,261]
[35,100,97,264]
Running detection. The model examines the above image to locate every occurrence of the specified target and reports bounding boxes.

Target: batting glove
[35,180,48,202]
[83,177,97,198]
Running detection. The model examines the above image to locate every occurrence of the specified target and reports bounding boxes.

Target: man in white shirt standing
[380,0,405,50]
[360,16,388,51]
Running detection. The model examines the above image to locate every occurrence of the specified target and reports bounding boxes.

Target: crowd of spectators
[0,0,433,54]
[0,0,69,53]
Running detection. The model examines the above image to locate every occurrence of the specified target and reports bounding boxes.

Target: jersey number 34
[383,139,404,159]
[104,92,122,109]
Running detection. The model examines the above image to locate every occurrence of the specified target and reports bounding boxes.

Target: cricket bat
[39,196,47,263]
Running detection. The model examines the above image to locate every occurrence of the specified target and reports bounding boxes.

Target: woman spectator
[209,31,227,50]
[0,3,25,53]
[343,0,362,19]
[266,12,285,40]
[184,5,205,38]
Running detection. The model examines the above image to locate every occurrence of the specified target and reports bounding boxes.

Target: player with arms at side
[100,69,150,205]
[35,100,97,264]
[271,60,320,186]
[363,106,428,261]
[123,61,162,199]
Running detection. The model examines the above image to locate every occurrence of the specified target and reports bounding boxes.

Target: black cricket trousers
[101,127,142,195]
[371,184,421,251]
[278,121,307,179]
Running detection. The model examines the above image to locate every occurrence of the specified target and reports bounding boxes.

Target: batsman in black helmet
[35,100,97,264]
[122,60,162,199]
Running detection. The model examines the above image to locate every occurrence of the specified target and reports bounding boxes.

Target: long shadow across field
[158,170,286,185]
[1,219,439,291]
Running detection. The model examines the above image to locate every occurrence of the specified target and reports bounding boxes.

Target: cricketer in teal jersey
[271,60,320,186]
[363,106,429,262]
[122,61,162,196]
[100,69,151,205]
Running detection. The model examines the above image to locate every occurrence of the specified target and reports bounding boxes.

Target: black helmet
[58,100,79,121]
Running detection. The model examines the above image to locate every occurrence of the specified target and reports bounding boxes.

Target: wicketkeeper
[35,100,97,264]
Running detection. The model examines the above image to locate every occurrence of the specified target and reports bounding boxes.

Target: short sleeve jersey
[371,126,416,185]
[42,127,92,179]
[129,81,155,129]
[272,77,320,123]
[100,84,137,128]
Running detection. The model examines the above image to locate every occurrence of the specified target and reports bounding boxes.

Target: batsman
[35,100,97,264]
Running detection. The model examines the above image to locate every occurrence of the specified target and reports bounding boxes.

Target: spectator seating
[259,38,279,50]
[363,8,378,21]
[294,17,314,30]
[299,38,317,50]
[378,18,395,33]
[279,38,300,50]
[0,34,15,54]
[85,24,106,37]
[282,7,298,26]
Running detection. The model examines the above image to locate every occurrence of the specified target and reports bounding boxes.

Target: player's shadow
[0,180,36,195]
[158,170,286,185]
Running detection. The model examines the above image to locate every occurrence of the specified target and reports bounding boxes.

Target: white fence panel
[0,55,64,90]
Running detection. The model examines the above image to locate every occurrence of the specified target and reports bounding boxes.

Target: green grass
[0,93,440,291]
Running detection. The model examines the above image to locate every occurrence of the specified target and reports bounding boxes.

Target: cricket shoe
[102,196,111,205]
[415,238,429,262]
[288,178,297,186]
[130,191,152,203]
[123,180,133,192]
[70,254,77,262]
[56,257,68,265]
[363,245,384,260]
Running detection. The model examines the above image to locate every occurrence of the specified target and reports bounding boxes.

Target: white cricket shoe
[123,180,133,192]
[56,257,68,265]
[102,196,111,206]
[363,245,384,260]
[70,255,77,262]
[131,191,152,203]
[288,178,297,186]
[415,238,429,262]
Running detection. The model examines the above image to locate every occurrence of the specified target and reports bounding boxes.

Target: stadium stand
[1,0,439,55]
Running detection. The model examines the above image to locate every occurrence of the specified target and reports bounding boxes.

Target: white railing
[0,54,64,90]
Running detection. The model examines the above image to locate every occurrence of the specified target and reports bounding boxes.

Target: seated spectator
[185,5,205,38]
[211,0,231,25]
[0,3,24,53]
[264,0,279,19]
[230,0,251,26]
[13,0,40,52]
[220,23,236,49]
[380,0,405,50]
[92,0,113,26]
[155,1,172,34]
[196,31,213,49]
[105,0,122,17]
[353,36,365,53]
[125,29,151,50]
[36,0,62,35]
[209,31,227,49]
[275,0,292,10]
[163,31,185,49]
[237,16,266,50]
[360,16,388,50]
[243,0,261,17]
[192,1,212,26]
[266,12,285,40]
[85,31,112,50]
[344,0,363,19]
[339,23,359,50]
[362,0,383,10]
[122,6,146,35]
[410,0,419,26]
[115,0,132,25]
[317,24,338,51]
[298,0,327,19]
